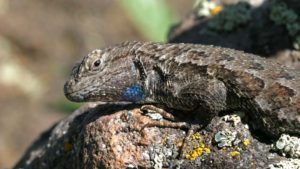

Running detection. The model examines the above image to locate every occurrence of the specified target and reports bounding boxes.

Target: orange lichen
[210,6,223,16]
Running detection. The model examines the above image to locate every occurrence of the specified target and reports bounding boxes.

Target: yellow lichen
[210,5,223,16]
[243,139,251,146]
[192,132,202,140]
[185,145,211,160]
[185,133,211,160]
[230,151,240,159]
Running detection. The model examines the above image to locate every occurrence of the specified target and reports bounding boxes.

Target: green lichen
[270,0,300,49]
[214,129,240,148]
[268,159,300,169]
[272,134,300,158]
[207,2,251,32]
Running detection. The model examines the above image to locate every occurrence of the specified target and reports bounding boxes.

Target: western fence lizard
[64,41,300,138]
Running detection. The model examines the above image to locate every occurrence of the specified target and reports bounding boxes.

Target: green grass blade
[119,0,176,41]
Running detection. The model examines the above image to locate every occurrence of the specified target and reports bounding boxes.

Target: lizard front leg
[175,78,228,122]
[173,78,228,159]
[139,78,228,159]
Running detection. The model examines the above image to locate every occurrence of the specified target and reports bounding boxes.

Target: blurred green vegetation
[51,100,82,114]
[119,0,176,41]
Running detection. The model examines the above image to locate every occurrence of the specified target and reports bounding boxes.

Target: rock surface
[14,103,297,169]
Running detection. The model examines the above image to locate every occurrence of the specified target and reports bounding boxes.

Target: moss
[270,0,300,49]
[270,1,298,24]
[208,2,251,32]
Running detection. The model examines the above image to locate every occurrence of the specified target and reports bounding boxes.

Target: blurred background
[0,0,194,168]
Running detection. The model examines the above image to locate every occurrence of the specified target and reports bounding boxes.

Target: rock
[169,0,300,57]
[14,103,186,169]
[14,103,295,169]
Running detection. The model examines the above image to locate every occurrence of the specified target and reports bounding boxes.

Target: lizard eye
[93,59,101,67]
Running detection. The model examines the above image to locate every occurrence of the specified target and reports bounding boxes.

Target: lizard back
[65,41,300,137]
[128,42,300,136]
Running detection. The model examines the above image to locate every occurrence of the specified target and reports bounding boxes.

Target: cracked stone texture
[14,103,295,169]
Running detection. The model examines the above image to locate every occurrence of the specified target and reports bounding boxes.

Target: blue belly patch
[122,85,145,102]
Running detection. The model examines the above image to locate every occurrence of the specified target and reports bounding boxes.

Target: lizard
[64,41,300,138]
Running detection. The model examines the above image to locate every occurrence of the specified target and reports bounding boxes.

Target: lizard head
[64,42,146,102]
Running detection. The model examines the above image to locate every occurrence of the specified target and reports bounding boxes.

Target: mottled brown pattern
[65,41,300,137]
[265,83,295,110]
[207,64,264,98]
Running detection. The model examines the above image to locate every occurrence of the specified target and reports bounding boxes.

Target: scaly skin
[64,41,300,137]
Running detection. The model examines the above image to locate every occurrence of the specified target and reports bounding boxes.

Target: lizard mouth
[63,81,94,102]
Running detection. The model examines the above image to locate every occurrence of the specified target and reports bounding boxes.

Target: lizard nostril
[64,78,76,93]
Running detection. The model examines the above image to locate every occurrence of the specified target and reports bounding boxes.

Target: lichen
[242,139,251,147]
[149,144,179,169]
[230,150,241,159]
[194,0,221,17]
[270,0,300,49]
[207,2,251,32]
[214,129,239,148]
[153,153,164,169]
[268,159,300,169]
[146,113,163,120]
[185,133,211,160]
[272,134,300,158]
[221,112,244,126]
[211,6,223,16]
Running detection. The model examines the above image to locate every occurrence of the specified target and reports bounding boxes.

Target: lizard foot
[141,104,176,121]
[140,105,202,159]
[140,105,203,159]
[140,105,189,130]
